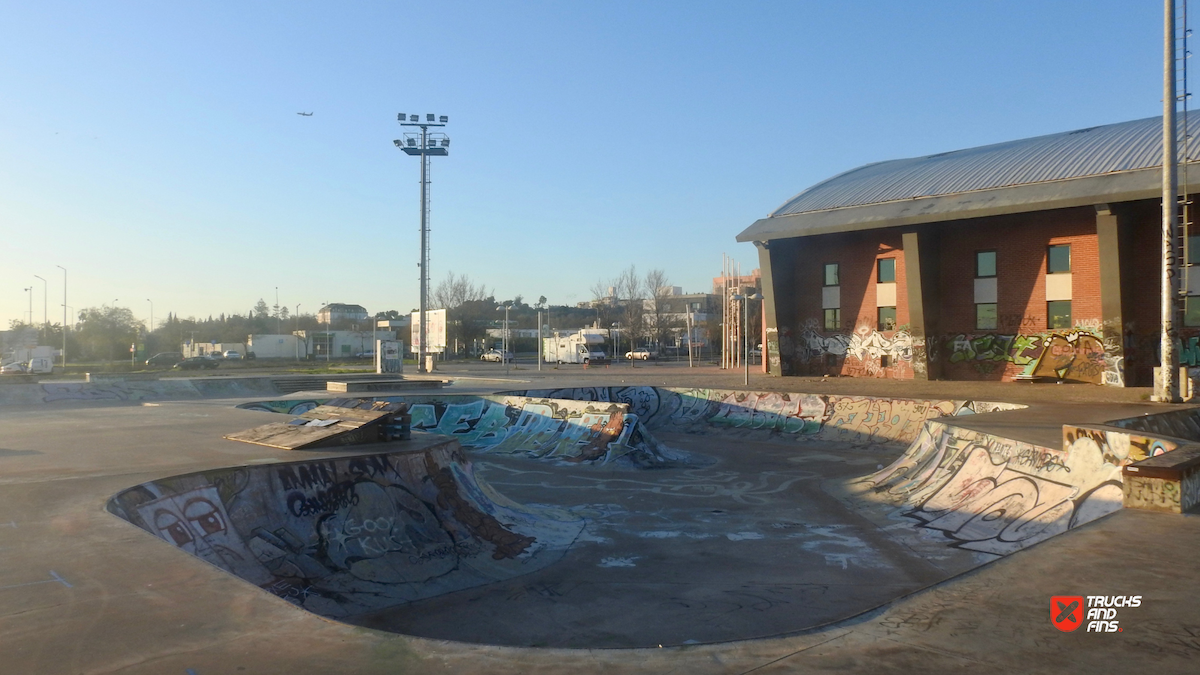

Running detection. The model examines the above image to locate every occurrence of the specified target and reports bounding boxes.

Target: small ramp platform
[224,398,411,450]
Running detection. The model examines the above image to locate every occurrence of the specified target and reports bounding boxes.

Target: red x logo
[1051,596,1084,632]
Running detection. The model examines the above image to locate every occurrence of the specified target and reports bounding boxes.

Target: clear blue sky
[0,1,1167,328]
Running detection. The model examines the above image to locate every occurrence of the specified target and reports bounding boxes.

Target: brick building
[737,115,1200,387]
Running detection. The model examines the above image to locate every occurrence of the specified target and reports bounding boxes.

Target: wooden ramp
[225,398,410,450]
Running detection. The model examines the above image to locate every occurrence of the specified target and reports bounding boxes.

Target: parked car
[1,361,28,374]
[480,349,514,363]
[244,351,256,360]
[624,348,657,360]
[354,350,375,359]
[173,357,220,370]
[146,352,183,367]
[222,350,242,360]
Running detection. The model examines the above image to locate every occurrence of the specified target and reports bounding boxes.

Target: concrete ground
[2,367,1199,674]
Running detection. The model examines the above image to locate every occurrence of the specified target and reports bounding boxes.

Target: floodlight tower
[395,113,450,374]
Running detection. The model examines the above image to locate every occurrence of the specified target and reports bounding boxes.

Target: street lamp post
[146,299,154,333]
[294,304,303,361]
[323,302,330,363]
[395,112,450,374]
[687,312,694,368]
[56,266,66,367]
[612,322,620,364]
[33,275,46,339]
[496,304,511,376]
[731,293,763,386]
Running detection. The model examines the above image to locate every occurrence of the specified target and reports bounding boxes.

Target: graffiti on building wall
[941,329,1116,385]
[794,327,915,379]
[107,442,585,618]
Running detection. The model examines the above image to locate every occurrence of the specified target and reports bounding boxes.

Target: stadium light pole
[395,112,450,374]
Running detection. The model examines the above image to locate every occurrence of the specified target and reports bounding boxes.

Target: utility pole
[1161,0,1183,402]
[396,113,450,374]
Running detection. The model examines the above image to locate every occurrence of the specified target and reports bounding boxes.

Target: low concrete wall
[0,376,284,406]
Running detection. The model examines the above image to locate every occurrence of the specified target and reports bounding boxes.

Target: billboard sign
[410,309,447,354]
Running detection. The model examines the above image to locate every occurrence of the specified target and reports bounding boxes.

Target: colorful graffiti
[942,329,1114,385]
[107,441,584,618]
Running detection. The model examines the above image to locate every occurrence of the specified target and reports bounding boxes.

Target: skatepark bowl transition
[95,384,1184,650]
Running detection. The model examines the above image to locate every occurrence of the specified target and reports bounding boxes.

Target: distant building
[712,269,761,295]
[317,303,369,325]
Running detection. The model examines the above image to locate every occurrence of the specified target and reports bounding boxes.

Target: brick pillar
[902,230,941,380]
[1096,204,1127,386]
[755,238,798,376]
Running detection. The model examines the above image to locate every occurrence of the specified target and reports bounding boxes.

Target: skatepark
[3,367,1200,673]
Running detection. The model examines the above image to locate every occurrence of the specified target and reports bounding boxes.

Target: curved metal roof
[772,115,1200,216]
[738,115,1200,244]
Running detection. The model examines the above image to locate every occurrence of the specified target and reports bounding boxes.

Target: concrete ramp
[107,439,584,618]
[239,394,678,467]
[499,386,1023,446]
[224,400,409,450]
[844,418,1185,558]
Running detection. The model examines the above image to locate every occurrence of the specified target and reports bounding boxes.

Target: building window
[1047,244,1071,274]
[1048,300,1072,329]
[1187,297,1200,327]
[976,303,997,330]
[824,263,839,286]
[824,308,840,331]
[1189,235,1200,264]
[976,250,997,278]
[878,306,897,331]
[877,258,896,283]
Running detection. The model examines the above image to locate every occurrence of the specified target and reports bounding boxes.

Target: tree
[76,305,141,361]
[432,271,491,310]
[254,299,270,320]
[643,268,676,348]
[615,265,647,345]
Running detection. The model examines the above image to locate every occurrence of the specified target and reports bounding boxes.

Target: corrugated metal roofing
[771,115,1200,217]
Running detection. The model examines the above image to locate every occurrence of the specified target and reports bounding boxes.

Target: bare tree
[614,265,647,345]
[643,268,675,349]
[588,278,617,328]
[432,271,492,310]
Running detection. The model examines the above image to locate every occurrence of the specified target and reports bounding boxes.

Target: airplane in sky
[296,112,313,116]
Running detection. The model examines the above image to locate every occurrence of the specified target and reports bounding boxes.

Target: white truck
[543,332,608,364]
